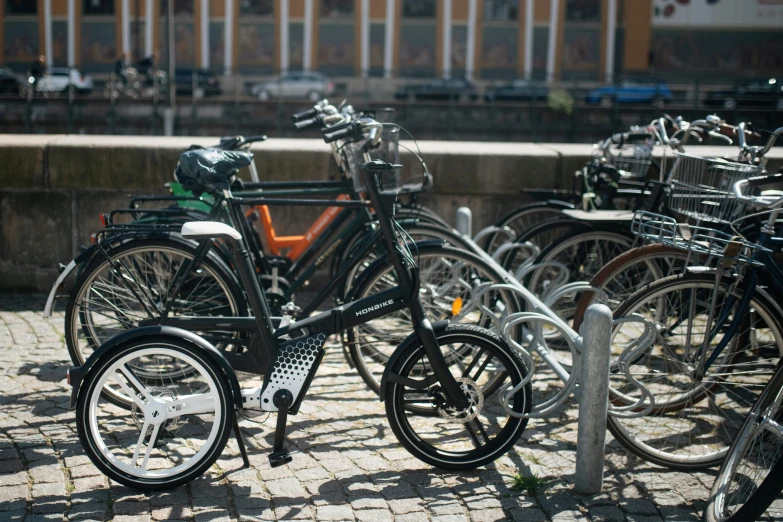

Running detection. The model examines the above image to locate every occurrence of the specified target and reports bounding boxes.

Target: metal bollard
[456,207,472,237]
[574,303,612,495]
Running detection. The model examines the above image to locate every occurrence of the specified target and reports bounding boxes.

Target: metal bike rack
[453,208,654,494]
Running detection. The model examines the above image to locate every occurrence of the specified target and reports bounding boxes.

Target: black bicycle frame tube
[358,164,468,409]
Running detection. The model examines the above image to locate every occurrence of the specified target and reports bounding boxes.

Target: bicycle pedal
[268,449,293,468]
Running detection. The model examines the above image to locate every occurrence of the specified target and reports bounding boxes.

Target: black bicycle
[67,118,533,490]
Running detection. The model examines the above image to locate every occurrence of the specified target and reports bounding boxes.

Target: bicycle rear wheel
[76,336,233,490]
[608,273,783,469]
[704,362,783,522]
[66,239,245,405]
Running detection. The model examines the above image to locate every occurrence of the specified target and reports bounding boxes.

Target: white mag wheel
[76,338,233,490]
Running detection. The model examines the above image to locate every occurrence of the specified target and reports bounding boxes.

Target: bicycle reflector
[451,297,463,317]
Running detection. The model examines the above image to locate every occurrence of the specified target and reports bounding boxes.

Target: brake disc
[436,377,484,424]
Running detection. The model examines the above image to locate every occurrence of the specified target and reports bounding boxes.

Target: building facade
[1,0,781,80]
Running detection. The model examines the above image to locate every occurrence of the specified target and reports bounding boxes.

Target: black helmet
[175,148,253,195]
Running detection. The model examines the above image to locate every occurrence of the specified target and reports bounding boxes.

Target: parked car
[703,78,783,110]
[0,67,24,94]
[586,80,672,108]
[174,69,222,97]
[249,72,335,101]
[32,68,94,96]
[484,80,548,102]
[395,79,478,101]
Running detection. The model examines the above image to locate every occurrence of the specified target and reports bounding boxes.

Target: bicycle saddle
[176,148,253,194]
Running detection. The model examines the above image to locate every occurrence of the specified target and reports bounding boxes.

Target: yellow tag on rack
[451,297,463,317]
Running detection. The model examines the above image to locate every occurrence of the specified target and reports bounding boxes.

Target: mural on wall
[481,26,516,69]
[210,21,225,68]
[158,21,195,67]
[52,21,68,65]
[238,21,275,72]
[562,27,599,76]
[289,22,304,68]
[653,0,783,28]
[318,21,354,75]
[3,21,39,66]
[399,23,436,75]
[81,21,116,68]
[532,26,549,77]
[451,24,467,74]
[369,23,385,75]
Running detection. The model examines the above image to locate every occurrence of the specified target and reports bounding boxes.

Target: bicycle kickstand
[232,414,250,468]
[269,389,294,468]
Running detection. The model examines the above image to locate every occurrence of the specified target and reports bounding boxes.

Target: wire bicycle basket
[667,153,760,225]
[345,124,401,193]
[631,211,768,267]
[594,138,654,179]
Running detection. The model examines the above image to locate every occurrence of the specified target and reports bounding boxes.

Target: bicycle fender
[67,326,242,409]
[43,242,107,317]
[545,199,576,209]
[378,319,450,402]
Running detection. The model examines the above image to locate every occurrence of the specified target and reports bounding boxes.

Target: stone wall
[0,134,780,291]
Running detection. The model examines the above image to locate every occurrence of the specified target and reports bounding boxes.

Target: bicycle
[67,118,533,490]
[602,130,783,470]
[48,103,470,369]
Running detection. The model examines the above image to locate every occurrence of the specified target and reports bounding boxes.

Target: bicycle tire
[704,362,783,522]
[571,244,692,331]
[608,272,783,470]
[76,335,233,490]
[65,239,245,404]
[484,202,570,253]
[384,323,532,470]
[499,218,593,276]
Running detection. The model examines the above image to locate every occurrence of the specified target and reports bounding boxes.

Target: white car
[250,72,335,102]
[34,68,94,95]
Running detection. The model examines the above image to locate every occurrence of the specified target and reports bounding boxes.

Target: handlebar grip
[747,173,783,188]
[321,120,353,134]
[292,108,318,122]
[242,134,268,144]
[323,126,355,143]
[294,117,320,131]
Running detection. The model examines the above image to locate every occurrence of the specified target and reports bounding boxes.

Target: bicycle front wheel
[609,273,783,470]
[384,324,532,470]
[704,361,783,522]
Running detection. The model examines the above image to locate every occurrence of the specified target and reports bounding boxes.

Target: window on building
[321,0,353,17]
[83,0,114,15]
[566,0,600,22]
[240,0,274,16]
[403,0,435,18]
[160,0,194,15]
[5,0,36,14]
[484,0,518,21]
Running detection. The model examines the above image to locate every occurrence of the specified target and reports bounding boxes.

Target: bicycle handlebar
[323,124,358,143]
[733,172,783,209]
[292,107,318,122]
[293,117,320,131]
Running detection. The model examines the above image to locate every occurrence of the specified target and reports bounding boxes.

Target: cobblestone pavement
[1,293,781,522]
